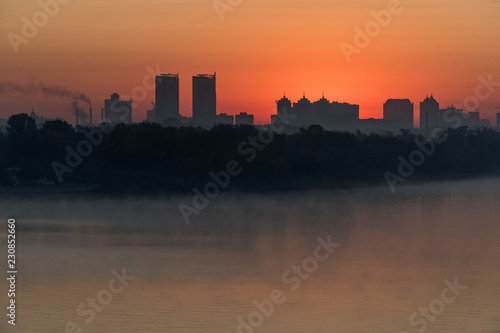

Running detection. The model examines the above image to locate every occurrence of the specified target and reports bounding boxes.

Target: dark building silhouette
[420,95,439,134]
[155,73,179,124]
[497,112,500,129]
[275,94,359,130]
[294,95,312,126]
[383,99,414,129]
[104,93,132,124]
[316,99,359,130]
[146,109,155,123]
[193,73,216,126]
[437,106,490,128]
[465,111,481,128]
[215,113,234,125]
[312,95,331,123]
[235,112,254,125]
[438,106,464,127]
[276,95,292,117]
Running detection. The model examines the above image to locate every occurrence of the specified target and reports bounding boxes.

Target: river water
[1,179,499,332]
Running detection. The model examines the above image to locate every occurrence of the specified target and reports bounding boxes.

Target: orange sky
[1,0,499,125]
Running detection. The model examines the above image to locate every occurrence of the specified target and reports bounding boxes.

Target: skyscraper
[294,95,312,126]
[193,73,216,125]
[383,99,414,129]
[155,73,179,124]
[276,94,292,116]
[420,95,439,134]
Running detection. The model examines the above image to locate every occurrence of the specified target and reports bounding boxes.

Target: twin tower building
[152,73,216,126]
[103,73,216,126]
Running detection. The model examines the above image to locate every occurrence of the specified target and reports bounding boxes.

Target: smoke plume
[0,81,91,106]
[72,101,89,125]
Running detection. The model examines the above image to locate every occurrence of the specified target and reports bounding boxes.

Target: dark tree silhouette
[7,113,37,138]
[2,114,500,191]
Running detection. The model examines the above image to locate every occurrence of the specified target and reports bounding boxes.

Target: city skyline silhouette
[1,0,499,124]
[1,73,499,129]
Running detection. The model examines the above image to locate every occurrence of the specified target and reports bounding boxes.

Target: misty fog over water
[1,179,499,332]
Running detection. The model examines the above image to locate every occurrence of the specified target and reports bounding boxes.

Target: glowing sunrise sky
[1,0,499,125]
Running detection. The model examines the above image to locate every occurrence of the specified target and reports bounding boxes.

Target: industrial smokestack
[89,103,92,125]
[0,81,92,125]
[74,101,79,126]
[72,101,89,126]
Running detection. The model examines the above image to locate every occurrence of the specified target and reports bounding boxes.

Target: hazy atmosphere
[1,0,500,123]
[1,0,500,332]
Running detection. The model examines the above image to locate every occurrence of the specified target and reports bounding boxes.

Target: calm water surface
[1,179,499,332]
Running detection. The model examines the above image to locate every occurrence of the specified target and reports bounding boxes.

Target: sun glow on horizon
[0,0,499,124]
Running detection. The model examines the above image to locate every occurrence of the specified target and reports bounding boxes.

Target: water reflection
[1,179,499,332]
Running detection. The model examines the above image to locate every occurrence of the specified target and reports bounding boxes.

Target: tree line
[1,113,500,193]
